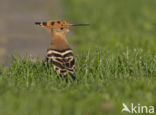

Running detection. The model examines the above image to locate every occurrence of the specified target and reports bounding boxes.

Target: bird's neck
[50,29,70,50]
[51,30,66,41]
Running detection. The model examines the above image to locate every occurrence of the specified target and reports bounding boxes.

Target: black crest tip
[35,22,41,25]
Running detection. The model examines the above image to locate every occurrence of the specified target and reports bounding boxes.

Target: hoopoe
[35,20,89,80]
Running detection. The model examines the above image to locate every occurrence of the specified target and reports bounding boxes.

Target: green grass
[0,0,156,115]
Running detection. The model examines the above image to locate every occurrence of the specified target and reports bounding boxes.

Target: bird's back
[46,38,76,80]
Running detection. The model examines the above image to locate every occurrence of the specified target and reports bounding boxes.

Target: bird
[35,20,89,80]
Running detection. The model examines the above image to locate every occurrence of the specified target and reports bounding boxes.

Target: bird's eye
[60,27,64,30]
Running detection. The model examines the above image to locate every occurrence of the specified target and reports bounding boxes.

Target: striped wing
[47,48,75,78]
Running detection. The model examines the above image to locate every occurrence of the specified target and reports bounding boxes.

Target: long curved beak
[68,24,90,26]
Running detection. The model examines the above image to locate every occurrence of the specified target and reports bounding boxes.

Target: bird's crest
[35,20,89,29]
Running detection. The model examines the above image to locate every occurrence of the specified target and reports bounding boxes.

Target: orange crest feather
[35,20,68,29]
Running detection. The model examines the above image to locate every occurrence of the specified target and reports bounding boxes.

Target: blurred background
[0,0,64,65]
[1,0,156,66]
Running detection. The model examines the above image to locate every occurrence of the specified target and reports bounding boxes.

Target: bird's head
[35,20,89,35]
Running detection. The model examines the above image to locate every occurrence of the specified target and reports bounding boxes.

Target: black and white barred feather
[46,48,76,80]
